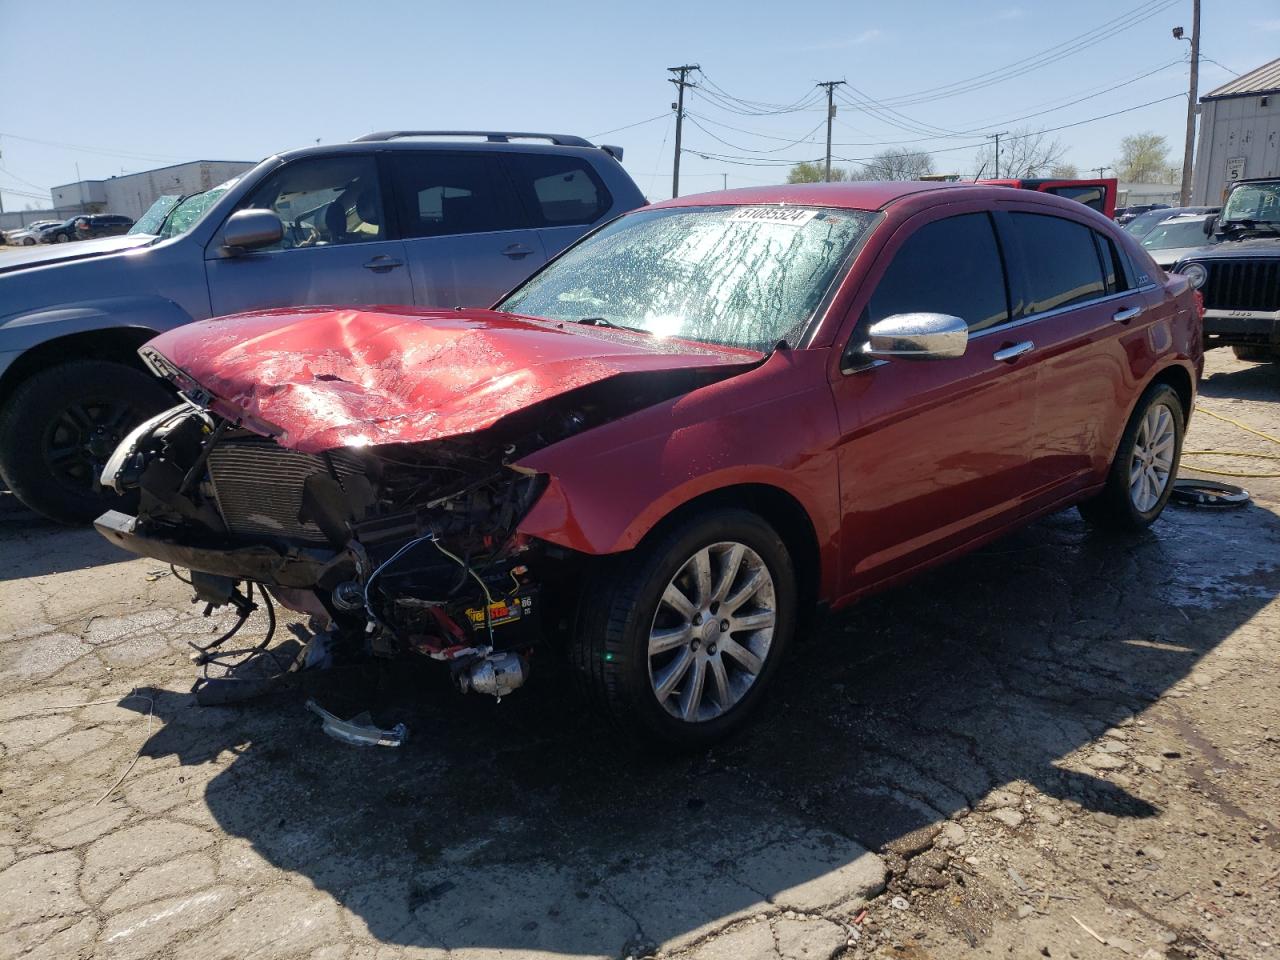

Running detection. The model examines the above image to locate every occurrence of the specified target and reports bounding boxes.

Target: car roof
[273,138,616,164]
[643,180,1109,213]
[647,181,979,212]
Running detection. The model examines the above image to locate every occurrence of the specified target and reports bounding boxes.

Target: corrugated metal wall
[1193,95,1280,204]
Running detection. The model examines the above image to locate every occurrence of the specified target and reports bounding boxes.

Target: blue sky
[1,0,1278,209]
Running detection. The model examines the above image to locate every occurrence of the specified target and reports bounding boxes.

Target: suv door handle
[1113,305,1143,323]
[993,341,1035,363]
[502,243,535,259]
[363,256,403,272]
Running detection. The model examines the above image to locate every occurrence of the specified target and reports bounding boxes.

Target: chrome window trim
[968,283,1158,340]
[842,283,1157,374]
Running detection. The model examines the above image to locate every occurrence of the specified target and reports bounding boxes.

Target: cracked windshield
[500,205,876,349]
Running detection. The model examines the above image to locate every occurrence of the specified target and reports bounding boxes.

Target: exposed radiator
[1201,259,1280,312]
[206,437,364,543]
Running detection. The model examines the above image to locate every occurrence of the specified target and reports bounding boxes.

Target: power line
[587,112,673,139]
[685,58,1184,155]
[873,0,1181,107]
[0,131,194,164]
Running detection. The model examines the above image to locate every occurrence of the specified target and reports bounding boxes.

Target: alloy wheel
[647,541,777,722]
[1129,403,1176,512]
[43,398,138,492]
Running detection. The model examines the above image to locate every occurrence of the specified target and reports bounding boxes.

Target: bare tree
[974,127,1069,178]
[854,149,935,181]
[1048,162,1080,178]
[786,161,850,183]
[1115,132,1173,183]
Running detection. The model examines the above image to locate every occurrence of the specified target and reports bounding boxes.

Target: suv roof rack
[352,130,594,147]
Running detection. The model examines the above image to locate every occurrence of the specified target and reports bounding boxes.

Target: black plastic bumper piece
[94,510,336,588]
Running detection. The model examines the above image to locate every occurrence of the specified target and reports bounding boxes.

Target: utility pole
[722,173,728,190]
[668,64,699,199]
[817,80,847,182]
[1092,166,1112,179]
[1175,1,1200,205]
[986,132,1009,179]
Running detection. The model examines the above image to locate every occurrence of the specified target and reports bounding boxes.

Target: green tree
[1048,162,1080,178]
[786,161,850,183]
[1115,132,1173,182]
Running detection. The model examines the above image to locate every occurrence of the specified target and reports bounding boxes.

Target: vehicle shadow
[0,492,138,581]
[1199,356,1280,401]
[128,502,1280,955]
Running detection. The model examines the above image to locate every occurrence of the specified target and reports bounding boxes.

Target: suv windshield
[1221,181,1280,224]
[154,178,240,241]
[128,195,183,235]
[498,205,876,350]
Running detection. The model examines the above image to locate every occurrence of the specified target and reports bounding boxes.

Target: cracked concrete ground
[1,350,1278,960]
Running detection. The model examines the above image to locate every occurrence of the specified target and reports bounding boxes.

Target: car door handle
[362,256,403,272]
[1113,305,1143,324]
[502,243,535,259]
[993,341,1035,363]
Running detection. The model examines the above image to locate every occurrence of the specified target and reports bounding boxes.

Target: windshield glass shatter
[499,205,876,350]
[157,178,241,240]
[1222,182,1280,224]
[128,195,182,235]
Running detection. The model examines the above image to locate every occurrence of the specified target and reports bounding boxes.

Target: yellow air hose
[1182,405,1280,479]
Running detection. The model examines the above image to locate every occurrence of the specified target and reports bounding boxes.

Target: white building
[50,159,256,220]
[1192,58,1280,206]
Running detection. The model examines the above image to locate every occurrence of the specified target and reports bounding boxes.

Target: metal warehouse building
[1192,57,1280,206]
[50,159,255,220]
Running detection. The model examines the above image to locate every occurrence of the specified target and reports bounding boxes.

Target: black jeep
[1172,177,1280,363]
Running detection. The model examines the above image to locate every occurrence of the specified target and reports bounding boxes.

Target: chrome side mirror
[865,312,968,360]
[222,208,284,255]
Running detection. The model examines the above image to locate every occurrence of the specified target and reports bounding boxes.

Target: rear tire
[0,360,173,524]
[571,508,797,750]
[1231,344,1278,363]
[1078,382,1184,532]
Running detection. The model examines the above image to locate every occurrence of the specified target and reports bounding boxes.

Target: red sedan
[97,182,1202,747]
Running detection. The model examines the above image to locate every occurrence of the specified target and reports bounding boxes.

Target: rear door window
[386,152,525,238]
[1010,213,1107,314]
[867,212,1011,333]
[504,154,610,226]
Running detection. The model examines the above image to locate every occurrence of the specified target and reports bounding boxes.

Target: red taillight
[1193,289,1205,319]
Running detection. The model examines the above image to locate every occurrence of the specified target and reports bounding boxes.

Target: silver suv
[0,131,645,523]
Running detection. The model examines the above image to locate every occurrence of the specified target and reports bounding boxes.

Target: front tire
[572,508,797,749]
[1079,382,1184,532]
[0,360,174,524]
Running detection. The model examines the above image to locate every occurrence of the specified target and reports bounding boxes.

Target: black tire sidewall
[1107,383,1185,528]
[0,360,173,524]
[589,508,797,748]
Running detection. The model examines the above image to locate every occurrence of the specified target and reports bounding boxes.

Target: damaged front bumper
[95,510,343,588]
[96,400,563,700]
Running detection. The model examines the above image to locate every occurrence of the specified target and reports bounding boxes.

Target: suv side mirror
[222,209,284,255]
[865,312,968,360]
[1203,214,1218,236]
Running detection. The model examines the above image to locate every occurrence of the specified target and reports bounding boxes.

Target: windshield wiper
[577,316,651,335]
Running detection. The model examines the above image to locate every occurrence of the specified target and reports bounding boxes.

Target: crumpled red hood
[142,306,761,453]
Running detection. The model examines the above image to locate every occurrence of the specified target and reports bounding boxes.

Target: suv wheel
[0,360,174,524]
[572,508,796,749]
[54,233,69,243]
[1079,382,1185,532]
[1232,345,1278,363]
